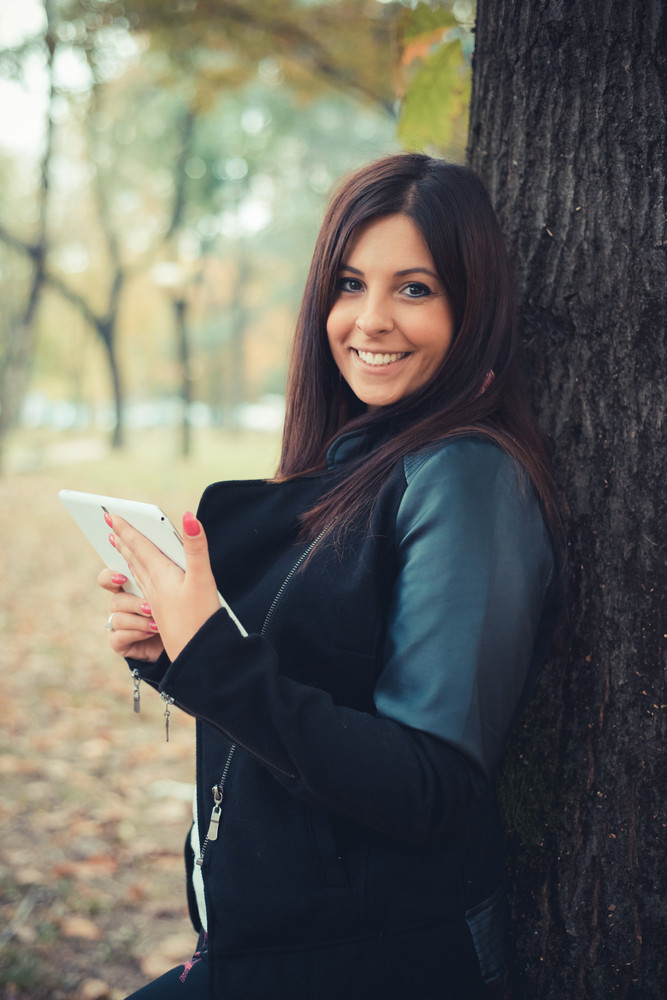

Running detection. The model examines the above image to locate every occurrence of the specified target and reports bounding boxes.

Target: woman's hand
[103,511,221,662]
[98,569,166,662]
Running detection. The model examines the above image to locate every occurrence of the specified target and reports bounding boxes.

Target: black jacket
[130,431,560,999]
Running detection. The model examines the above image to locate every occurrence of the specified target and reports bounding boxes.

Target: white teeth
[357,350,408,366]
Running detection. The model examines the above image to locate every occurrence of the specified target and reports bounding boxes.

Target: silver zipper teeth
[197,743,237,867]
[195,528,326,869]
[261,528,327,636]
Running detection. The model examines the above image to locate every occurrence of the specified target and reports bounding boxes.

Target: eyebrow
[339,264,439,280]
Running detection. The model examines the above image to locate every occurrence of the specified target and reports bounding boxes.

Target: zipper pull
[205,785,224,842]
[161,692,175,741]
[132,669,141,714]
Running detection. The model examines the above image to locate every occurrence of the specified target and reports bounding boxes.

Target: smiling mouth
[355,349,409,367]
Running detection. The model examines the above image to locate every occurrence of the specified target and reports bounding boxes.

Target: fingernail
[111,574,128,585]
[109,534,116,548]
[140,602,152,616]
[104,511,113,528]
[183,511,200,537]
[148,621,159,632]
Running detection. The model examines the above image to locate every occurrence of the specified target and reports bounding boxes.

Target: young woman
[100,154,562,999]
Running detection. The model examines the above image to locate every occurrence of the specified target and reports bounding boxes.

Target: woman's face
[326,213,455,411]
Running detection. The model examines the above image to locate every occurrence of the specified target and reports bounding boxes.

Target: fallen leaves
[59,916,102,941]
[0,469,197,997]
[77,980,112,1000]
[53,855,119,880]
[138,930,197,980]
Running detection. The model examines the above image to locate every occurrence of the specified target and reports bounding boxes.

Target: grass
[5,423,282,494]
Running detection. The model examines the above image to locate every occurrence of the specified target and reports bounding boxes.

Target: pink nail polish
[109,534,116,548]
[148,621,159,632]
[111,574,128,585]
[183,511,201,537]
[104,511,113,528]
[141,602,152,616]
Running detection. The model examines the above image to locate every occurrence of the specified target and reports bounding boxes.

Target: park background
[0,2,663,999]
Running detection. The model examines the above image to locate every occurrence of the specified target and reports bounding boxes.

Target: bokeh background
[0,0,473,472]
[0,2,473,997]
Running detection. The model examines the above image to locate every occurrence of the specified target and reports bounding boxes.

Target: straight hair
[276,154,561,551]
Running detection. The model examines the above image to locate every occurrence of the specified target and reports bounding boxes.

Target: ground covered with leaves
[0,429,280,999]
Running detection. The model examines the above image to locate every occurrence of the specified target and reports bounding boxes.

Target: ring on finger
[105,614,116,632]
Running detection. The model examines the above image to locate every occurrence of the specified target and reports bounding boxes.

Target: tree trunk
[98,316,124,450]
[0,0,56,474]
[467,2,665,997]
[0,255,44,475]
[174,297,192,458]
[228,255,249,431]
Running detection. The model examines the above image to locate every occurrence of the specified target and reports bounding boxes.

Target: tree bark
[0,0,657,987]
[467,1,665,997]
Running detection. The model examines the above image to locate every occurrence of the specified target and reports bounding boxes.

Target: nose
[355,293,394,336]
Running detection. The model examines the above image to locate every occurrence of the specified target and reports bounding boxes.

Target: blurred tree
[0,0,57,473]
[0,0,132,450]
[109,0,401,446]
[0,0,401,460]
[119,0,398,113]
[465,1,665,997]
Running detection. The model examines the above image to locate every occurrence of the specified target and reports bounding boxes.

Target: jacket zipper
[191,527,327,870]
[260,528,327,635]
[195,742,237,867]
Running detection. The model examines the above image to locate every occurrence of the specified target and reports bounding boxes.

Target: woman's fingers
[108,629,165,662]
[100,509,219,662]
[97,568,163,658]
[96,521,169,664]
[107,517,147,595]
[97,567,130,593]
[181,511,219,588]
[106,609,160,635]
[109,516,183,601]
[108,589,153,615]
[104,599,165,662]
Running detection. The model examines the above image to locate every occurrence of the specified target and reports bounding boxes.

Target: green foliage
[115,0,399,112]
[400,2,458,40]
[398,37,470,156]
[396,1,473,159]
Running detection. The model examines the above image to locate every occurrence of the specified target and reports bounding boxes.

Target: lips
[355,349,409,367]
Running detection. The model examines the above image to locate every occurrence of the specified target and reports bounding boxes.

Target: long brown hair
[277,154,560,547]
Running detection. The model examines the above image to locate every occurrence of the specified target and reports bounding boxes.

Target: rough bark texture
[467,2,665,997]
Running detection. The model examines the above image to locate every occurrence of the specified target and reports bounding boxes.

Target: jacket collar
[325,425,392,470]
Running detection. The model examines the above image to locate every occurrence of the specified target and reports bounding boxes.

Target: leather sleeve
[374,438,556,781]
[150,440,556,845]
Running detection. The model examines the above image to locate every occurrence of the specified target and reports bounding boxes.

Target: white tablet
[59,489,246,635]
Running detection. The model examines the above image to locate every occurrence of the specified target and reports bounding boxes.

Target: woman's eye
[336,277,363,293]
[403,282,431,298]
